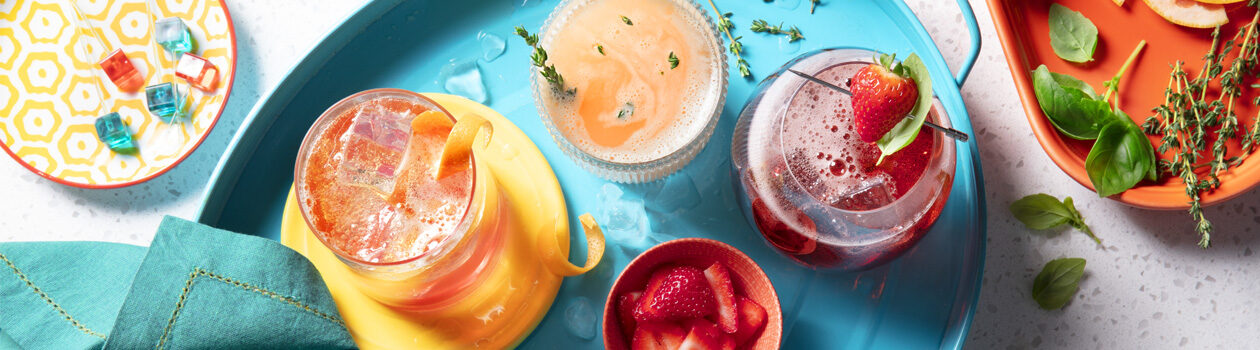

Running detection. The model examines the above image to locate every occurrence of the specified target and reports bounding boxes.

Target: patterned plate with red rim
[0,0,236,188]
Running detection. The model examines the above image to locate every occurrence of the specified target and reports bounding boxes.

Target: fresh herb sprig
[668,52,679,69]
[1031,41,1156,199]
[515,26,574,95]
[1010,193,1100,244]
[705,1,751,78]
[1142,5,1260,248]
[621,15,633,25]
[750,19,804,42]
[1047,3,1098,63]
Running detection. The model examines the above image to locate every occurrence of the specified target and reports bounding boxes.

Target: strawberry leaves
[875,52,933,164]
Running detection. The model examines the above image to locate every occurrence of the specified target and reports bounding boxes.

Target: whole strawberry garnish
[849,56,919,143]
[634,266,716,322]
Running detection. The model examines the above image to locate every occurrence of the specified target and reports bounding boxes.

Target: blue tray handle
[953,0,982,87]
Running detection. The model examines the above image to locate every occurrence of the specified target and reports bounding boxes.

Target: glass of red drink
[294,89,503,310]
[731,49,956,271]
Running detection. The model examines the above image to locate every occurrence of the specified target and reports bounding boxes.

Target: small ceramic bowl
[603,238,782,349]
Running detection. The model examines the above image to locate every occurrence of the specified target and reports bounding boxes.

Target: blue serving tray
[196,0,986,348]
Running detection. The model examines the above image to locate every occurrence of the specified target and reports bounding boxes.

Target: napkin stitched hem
[0,252,107,340]
[156,267,346,349]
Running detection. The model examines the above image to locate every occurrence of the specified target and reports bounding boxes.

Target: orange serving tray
[988,0,1260,209]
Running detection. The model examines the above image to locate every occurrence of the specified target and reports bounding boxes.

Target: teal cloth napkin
[0,216,356,349]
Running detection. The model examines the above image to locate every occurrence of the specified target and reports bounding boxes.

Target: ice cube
[597,183,651,245]
[478,31,506,62]
[98,49,142,92]
[334,104,413,195]
[832,176,896,211]
[175,53,219,91]
[564,296,597,340]
[646,173,701,213]
[154,17,194,54]
[94,112,136,153]
[144,82,182,119]
[438,58,487,103]
[597,183,624,203]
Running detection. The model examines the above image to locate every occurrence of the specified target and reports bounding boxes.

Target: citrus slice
[1143,0,1228,28]
[410,110,454,134]
[538,213,606,277]
[435,113,492,179]
[1193,0,1244,4]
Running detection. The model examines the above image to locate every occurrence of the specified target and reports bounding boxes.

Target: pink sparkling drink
[732,49,956,271]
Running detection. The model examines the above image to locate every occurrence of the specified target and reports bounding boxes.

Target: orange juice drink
[534,0,727,182]
[294,89,502,310]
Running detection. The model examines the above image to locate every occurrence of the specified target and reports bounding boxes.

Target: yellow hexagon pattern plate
[0,0,235,188]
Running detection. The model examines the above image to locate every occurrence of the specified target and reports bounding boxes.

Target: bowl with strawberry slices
[603,238,782,350]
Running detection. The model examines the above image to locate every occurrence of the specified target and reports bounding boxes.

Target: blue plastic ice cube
[94,112,136,153]
[154,17,194,54]
[145,82,181,119]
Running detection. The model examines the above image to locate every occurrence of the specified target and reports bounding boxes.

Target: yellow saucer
[280,93,602,349]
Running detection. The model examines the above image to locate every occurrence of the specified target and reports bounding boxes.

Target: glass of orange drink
[294,88,502,311]
[532,0,728,183]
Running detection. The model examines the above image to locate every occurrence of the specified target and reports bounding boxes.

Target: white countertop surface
[2,1,1255,348]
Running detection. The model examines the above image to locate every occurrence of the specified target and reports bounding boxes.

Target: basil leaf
[1010,193,1074,229]
[1086,110,1155,197]
[1032,257,1086,310]
[1050,72,1097,98]
[876,53,932,163]
[1032,65,1109,140]
[1048,3,1097,63]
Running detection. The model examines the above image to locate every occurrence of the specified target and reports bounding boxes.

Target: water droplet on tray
[779,36,802,54]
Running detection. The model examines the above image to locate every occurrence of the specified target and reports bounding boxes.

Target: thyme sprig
[750,19,804,42]
[1142,4,1260,248]
[668,51,679,69]
[706,0,751,78]
[515,26,574,95]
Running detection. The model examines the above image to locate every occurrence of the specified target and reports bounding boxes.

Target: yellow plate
[280,93,587,349]
[0,0,237,188]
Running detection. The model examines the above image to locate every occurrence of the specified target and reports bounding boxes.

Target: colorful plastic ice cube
[175,53,219,91]
[97,49,143,92]
[145,82,182,119]
[94,112,137,153]
[154,17,194,54]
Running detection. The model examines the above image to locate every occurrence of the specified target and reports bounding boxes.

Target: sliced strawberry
[850,60,919,143]
[635,266,715,322]
[618,291,644,339]
[679,319,723,350]
[733,296,768,345]
[632,322,687,350]
[632,326,665,350]
[703,263,738,334]
[720,334,737,350]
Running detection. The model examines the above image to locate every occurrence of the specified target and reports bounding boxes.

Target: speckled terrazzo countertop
[2,1,1255,348]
